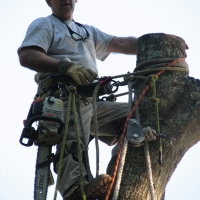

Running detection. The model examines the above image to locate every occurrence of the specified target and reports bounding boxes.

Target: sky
[0,0,200,200]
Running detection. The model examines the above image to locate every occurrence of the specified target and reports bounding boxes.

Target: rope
[92,83,102,177]
[156,58,186,76]
[112,138,128,200]
[53,86,86,200]
[143,127,157,142]
[143,127,157,200]
[134,58,186,71]
[105,84,150,200]
[53,90,72,200]
[148,75,162,164]
[72,92,86,200]
[144,140,155,200]
[77,103,93,182]
[105,58,186,200]
[112,82,133,200]
[111,58,188,79]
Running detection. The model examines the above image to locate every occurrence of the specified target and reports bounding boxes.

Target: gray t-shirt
[18,15,114,82]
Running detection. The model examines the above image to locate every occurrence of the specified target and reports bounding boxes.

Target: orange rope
[105,58,185,200]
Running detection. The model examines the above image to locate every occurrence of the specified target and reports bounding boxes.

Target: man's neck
[52,14,73,22]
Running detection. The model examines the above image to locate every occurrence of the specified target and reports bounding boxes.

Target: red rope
[105,58,185,200]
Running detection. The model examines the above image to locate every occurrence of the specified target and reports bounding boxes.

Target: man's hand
[57,58,97,85]
[67,64,97,85]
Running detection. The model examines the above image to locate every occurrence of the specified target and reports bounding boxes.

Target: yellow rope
[53,91,72,200]
[53,86,86,200]
[147,74,162,164]
[72,92,86,200]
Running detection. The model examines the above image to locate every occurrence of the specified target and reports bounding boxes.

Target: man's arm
[19,46,59,73]
[107,36,137,55]
[19,46,97,85]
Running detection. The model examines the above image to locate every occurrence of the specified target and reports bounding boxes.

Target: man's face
[46,0,77,20]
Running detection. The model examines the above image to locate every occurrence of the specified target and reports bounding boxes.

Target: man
[18,0,137,199]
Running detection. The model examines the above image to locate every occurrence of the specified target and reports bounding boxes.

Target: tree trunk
[112,33,200,200]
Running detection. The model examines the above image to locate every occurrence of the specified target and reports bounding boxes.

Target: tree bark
[112,33,200,200]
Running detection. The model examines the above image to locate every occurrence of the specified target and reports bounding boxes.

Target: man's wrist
[57,58,74,74]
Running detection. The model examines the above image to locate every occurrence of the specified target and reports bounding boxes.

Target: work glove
[57,58,97,85]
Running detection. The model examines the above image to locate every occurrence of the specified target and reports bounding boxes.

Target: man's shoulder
[29,15,54,29]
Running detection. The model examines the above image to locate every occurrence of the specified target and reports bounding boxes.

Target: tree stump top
[136,33,188,65]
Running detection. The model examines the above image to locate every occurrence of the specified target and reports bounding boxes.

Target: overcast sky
[1,0,200,200]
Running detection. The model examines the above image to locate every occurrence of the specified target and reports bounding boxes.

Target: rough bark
[112,33,200,200]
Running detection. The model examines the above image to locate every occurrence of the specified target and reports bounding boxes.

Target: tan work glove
[57,58,97,85]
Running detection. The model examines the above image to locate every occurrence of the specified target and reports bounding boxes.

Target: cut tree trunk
[112,33,200,200]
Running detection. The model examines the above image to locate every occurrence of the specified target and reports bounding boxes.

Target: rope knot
[143,127,157,141]
[150,97,159,103]
[146,74,158,87]
[68,85,77,93]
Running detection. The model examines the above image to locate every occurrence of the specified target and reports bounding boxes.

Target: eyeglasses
[64,21,90,42]
[52,14,90,42]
